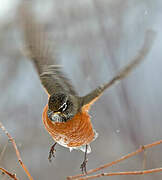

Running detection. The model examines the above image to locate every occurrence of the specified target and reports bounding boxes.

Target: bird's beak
[54,111,61,115]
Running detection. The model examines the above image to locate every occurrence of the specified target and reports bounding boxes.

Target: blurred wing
[19,2,77,96]
[81,30,156,109]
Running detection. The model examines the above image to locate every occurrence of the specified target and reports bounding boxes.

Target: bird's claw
[80,158,88,174]
[48,143,57,162]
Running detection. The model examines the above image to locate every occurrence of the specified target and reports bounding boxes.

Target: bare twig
[0,167,18,180]
[75,168,162,180]
[68,140,162,179]
[0,122,33,180]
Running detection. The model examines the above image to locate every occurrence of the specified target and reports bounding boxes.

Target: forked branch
[0,122,33,180]
[68,140,162,180]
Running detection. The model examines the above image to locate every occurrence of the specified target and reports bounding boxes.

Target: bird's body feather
[43,104,97,153]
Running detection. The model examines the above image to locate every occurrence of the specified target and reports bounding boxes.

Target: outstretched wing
[81,30,156,109]
[19,2,77,96]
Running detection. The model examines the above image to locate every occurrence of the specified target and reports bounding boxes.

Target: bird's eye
[59,103,67,112]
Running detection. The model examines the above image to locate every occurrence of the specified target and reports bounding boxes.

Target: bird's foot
[48,142,57,162]
[80,158,88,174]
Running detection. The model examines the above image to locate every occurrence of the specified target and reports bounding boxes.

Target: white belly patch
[55,129,98,154]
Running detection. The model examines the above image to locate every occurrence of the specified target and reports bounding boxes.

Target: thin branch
[0,122,33,180]
[0,167,18,180]
[75,168,162,180]
[68,139,162,179]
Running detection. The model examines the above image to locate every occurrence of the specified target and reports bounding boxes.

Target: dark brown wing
[19,2,77,96]
[81,30,156,108]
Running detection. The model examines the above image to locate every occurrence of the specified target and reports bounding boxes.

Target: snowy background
[0,0,162,179]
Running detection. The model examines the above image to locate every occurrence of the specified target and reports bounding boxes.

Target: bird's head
[47,93,79,123]
[47,85,105,123]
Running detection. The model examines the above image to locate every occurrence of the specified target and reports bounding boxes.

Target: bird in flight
[20,3,155,174]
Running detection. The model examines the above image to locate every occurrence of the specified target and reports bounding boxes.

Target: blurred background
[0,0,162,179]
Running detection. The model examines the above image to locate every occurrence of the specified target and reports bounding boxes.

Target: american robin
[20,3,155,173]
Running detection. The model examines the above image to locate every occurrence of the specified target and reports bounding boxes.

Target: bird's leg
[48,142,57,162]
[80,144,88,174]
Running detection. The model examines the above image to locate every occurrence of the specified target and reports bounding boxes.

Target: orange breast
[42,104,95,147]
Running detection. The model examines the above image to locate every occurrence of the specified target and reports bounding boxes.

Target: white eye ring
[59,103,67,112]
[62,103,67,111]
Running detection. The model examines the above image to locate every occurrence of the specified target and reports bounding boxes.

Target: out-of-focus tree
[0,0,162,179]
